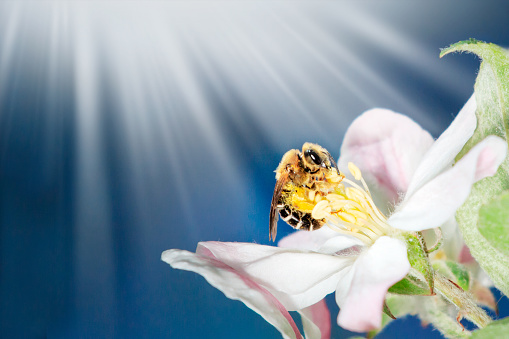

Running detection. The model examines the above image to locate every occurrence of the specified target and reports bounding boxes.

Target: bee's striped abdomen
[278,198,325,232]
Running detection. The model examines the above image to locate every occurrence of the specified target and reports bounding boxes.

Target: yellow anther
[308,161,392,245]
[330,200,350,211]
[312,200,331,219]
[345,187,364,202]
[336,211,357,224]
[348,162,363,181]
[331,170,345,183]
[326,193,344,202]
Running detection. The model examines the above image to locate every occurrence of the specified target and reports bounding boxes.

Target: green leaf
[441,40,509,157]
[441,40,509,296]
[478,190,509,256]
[471,317,509,338]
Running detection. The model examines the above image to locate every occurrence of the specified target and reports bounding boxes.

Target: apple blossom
[162,95,506,338]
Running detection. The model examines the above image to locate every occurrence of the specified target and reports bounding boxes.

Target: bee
[269,142,344,241]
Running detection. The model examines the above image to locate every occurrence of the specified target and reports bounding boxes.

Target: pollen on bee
[308,190,316,202]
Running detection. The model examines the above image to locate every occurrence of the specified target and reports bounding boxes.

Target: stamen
[336,211,356,224]
[312,200,331,219]
[326,214,374,240]
[348,162,362,181]
[356,218,384,236]
[310,161,394,244]
[325,222,373,244]
[348,209,368,220]
[343,178,388,224]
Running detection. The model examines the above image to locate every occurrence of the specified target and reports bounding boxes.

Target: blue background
[0,1,508,338]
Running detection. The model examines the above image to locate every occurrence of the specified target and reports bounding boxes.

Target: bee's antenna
[328,154,340,175]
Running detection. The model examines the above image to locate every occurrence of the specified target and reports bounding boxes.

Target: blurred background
[1,1,508,338]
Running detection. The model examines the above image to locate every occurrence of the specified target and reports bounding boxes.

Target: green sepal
[383,300,396,320]
[478,190,509,257]
[408,233,434,293]
[388,274,433,296]
[471,317,509,338]
[432,260,471,292]
[389,233,434,295]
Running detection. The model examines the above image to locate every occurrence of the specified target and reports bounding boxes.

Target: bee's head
[301,142,339,174]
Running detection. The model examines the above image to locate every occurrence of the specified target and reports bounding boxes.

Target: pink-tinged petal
[197,242,355,310]
[405,95,477,198]
[278,227,362,252]
[339,108,433,205]
[472,136,508,182]
[161,249,303,339]
[299,299,331,339]
[389,136,507,231]
[335,237,410,332]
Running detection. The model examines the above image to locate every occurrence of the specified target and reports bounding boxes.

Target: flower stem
[433,273,492,329]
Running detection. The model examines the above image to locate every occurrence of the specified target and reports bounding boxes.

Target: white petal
[278,228,363,252]
[405,95,477,198]
[335,237,410,332]
[389,136,507,231]
[162,249,303,339]
[317,235,364,255]
[339,108,433,206]
[298,300,331,339]
[198,241,356,310]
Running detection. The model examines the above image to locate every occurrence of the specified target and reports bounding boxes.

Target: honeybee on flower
[271,142,397,247]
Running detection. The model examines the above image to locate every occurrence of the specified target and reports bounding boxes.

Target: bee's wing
[269,172,288,242]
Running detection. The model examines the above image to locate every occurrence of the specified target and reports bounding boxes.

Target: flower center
[311,162,393,245]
